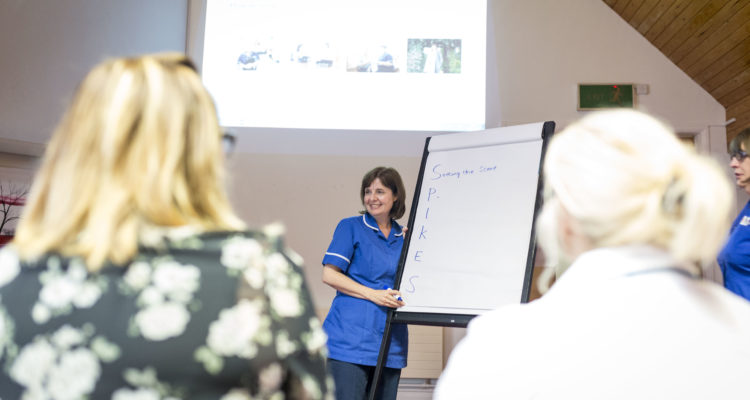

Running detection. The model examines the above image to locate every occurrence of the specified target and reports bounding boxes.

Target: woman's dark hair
[729,127,750,154]
[360,167,406,219]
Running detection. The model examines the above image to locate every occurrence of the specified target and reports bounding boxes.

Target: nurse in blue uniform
[322,166,408,400]
[719,127,750,301]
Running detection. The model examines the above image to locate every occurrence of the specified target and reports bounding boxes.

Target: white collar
[362,214,404,237]
[554,245,696,286]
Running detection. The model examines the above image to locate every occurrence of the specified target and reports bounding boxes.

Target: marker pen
[383,285,403,302]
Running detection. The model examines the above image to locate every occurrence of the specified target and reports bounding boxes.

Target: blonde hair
[14,53,244,270]
[537,109,733,277]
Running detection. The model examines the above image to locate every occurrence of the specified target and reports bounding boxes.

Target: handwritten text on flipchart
[405,162,498,294]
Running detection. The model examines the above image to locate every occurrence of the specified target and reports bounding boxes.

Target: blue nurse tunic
[322,213,408,369]
[718,200,750,301]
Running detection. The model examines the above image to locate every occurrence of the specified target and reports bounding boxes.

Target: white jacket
[435,246,750,400]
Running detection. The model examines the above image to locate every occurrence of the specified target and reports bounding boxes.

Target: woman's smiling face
[363,178,395,220]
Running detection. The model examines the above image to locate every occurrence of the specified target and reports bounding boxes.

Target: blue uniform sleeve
[322,218,355,273]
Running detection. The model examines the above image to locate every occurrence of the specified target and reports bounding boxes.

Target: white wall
[0,0,731,370]
[487,0,725,135]
[224,153,422,314]
[0,0,188,151]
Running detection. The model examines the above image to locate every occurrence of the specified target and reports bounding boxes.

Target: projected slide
[201,0,487,132]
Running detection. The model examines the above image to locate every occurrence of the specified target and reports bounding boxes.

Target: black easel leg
[367,309,395,400]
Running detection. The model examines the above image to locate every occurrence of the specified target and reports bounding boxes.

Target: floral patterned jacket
[0,227,333,400]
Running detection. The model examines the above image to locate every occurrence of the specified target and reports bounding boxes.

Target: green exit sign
[578,84,635,110]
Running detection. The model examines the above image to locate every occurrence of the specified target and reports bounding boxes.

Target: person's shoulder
[144,224,293,262]
[193,225,303,269]
[197,229,271,246]
[339,215,362,224]
[201,226,289,252]
[467,303,527,332]
[334,215,366,229]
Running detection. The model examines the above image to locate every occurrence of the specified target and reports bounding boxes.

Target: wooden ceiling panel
[629,0,662,27]
[728,96,750,118]
[668,1,743,63]
[635,0,678,35]
[658,0,721,55]
[605,0,624,11]
[712,59,750,100]
[719,80,750,106]
[727,97,750,136]
[604,0,750,141]
[697,37,750,89]
[645,1,691,45]
[621,0,647,21]
[680,6,750,76]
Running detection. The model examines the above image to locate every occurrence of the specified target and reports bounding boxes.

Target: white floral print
[39,273,79,308]
[0,301,15,360]
[74,281,103,308]
[113,367,183,400]
[134,302,191,341]
[138,286,164,306]
[242,266,264,289]
[33,257,106,324]
[151,260,199,302]
[91,336,121,362]
[206,299,264,358]
[32,302,51,324]
[221,236,264,271]
[220,388,253,400]
[275,330,298,358]
[0,246,20,288]
[266,253,291,275]
[269,287,303,317]
[112,387,161,400]
[261,222,285,239]
[139,224,201,250]
[124,258,200,341]
[0,230,332,399]
[8,324,119,400]
[304,318,329,354]
[51,324,85,349]
[124,262,152,290]
[46,347,101,399]
[10,336,57,387]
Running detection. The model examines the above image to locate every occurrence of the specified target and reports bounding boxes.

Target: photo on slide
[235,39,343,71]
[346,43,402,73]
[407,39,462,74]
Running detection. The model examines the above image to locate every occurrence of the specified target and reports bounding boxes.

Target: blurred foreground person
[435,109,750,400]
[0,53,332,399]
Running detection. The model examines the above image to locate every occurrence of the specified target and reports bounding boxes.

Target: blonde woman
[0,53,332,399]
[435,110,750,399]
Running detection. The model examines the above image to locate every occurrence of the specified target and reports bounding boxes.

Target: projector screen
[200,0,487,132]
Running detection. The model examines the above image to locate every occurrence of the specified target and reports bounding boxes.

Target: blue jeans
[327,358,401,400]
